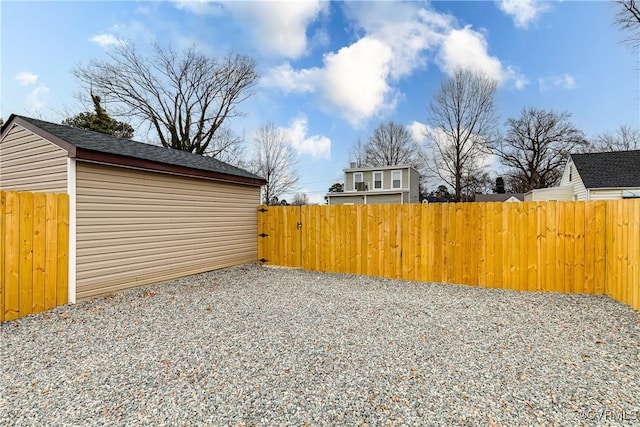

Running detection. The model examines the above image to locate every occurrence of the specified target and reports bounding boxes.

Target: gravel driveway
[2,264,639,426]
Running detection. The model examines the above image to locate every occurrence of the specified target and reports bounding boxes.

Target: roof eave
[343,165,419,173]
[76,148,266,186]
[587,185,640,190]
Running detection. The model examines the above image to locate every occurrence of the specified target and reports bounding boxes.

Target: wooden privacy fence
[1,191,69,321]
[257,200,640,311]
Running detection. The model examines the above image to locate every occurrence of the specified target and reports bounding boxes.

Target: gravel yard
[1,263,639,426]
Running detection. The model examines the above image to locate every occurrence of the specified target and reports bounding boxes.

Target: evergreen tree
[63,94,134,139]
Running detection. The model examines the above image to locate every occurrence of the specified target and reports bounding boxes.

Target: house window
[353,172,364,191]
[569,166,572,182]
[391,170,402,189]
[373,171,382,189]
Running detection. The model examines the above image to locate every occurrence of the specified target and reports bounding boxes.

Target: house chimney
[350,162,357,168]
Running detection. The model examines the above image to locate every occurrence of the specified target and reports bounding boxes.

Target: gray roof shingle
[8,115,264,184]
[571,150,640,189]
[474,193,525,202]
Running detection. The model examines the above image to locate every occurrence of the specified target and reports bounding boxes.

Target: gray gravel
[1,263,639,426]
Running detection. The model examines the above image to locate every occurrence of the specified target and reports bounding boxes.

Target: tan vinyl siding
[75,161,260,299]
[0,125,67,192]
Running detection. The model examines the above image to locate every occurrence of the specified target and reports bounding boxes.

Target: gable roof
[570,149,640,189]
[1,114,266,186]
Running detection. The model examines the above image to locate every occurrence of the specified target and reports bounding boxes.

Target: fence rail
[1,191,69,321]
[258,200,639,311]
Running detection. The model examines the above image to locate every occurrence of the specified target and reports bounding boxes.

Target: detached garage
[1,114,266,301]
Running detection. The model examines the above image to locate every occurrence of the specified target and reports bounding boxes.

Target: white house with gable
[525,150,640,201]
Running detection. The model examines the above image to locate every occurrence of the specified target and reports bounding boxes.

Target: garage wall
[0,126,67,192]
[75,161,260,299]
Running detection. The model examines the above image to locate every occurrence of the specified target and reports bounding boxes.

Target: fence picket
[0,192,5,322]
[19,192,34,317]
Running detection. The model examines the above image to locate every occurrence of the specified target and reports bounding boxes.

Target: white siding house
[526,150,640,201]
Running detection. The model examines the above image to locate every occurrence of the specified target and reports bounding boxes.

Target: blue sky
[2,1,639,203]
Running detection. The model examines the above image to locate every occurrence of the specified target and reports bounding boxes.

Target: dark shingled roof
[4,115,265,185]
[474,193,525,202]
[570,150,640,189]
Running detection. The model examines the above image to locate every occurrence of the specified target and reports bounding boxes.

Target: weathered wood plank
[4,192,21,320]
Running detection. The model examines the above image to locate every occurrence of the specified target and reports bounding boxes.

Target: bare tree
[592,125,640,151]
[494,108,588,192]
[615,0,640,48]
[291,192,310,205]
[73,42,257,156]
[349,138,367,167]
[362,121,423,167]
[251,123,299,205]
[206,126,247,167]
[464,171,493,197]
[426,69,498,200]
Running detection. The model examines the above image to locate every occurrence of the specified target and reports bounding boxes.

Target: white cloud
[319,38,395,125]
[15,72,38,86]
[409,121,429,145]
[178,0,326,58]
[506,66,529,90]
[263,37,396,126]
[284,115,331,159]
[343,2,452,79]
[90,34,124,47]
[26,84,50,111]
[438,26,529,90]
[497,0,550,29]
[174,0,224,15]
[539,74,576,92]
[261,63,317,93]
[438,26,503,81]
[262,2,448,126]
[264,2,528,125]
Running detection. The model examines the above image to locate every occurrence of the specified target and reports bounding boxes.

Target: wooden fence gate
[1,191,69,322]
[257,206,303,268]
